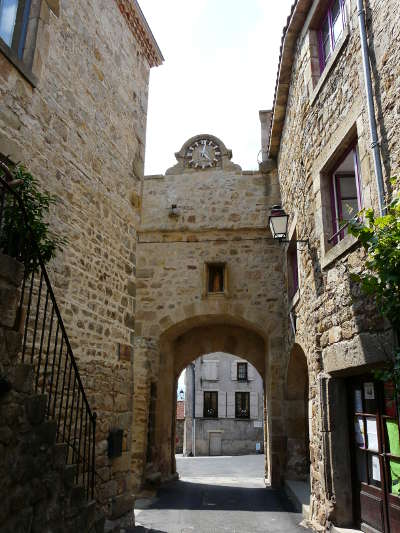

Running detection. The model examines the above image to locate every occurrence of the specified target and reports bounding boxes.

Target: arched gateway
[132,135,288,490]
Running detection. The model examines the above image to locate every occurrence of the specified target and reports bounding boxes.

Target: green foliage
[0,164,66,272]
[348,186,400,331]
[348,179,400,384]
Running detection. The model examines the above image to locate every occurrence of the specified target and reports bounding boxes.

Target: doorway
[349,377,400,532]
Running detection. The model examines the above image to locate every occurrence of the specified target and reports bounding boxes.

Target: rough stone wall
[0,0,154,516]
[273,0,400,529]
[0,254,101,533]
[134,146,286,489]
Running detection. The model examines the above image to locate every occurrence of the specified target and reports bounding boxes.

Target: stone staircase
[0,253,106,533]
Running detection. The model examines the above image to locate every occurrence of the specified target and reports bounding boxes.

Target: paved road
[134,455,306,533]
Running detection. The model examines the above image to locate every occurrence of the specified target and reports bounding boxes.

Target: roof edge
[116,0,164,67]
[268,0,313,158]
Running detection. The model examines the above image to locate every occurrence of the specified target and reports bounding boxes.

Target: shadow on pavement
[141,479,298,513]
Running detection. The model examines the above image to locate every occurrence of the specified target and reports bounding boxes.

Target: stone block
[25,394,47,425]
[0,287,20,328]
[0,254,24,288]
[110,492,135,520]
[11,364,33,393]
[34,420,57,447]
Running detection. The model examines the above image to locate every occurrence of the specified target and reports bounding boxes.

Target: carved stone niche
[165,134,242,175]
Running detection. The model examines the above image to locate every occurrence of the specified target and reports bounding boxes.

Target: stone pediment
[166,134,241,175]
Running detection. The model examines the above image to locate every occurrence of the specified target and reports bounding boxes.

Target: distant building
[183,353,264,456]
[176,400,185,453]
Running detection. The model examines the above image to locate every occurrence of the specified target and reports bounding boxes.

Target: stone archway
[145,314,270,485]
[285,343,309,481]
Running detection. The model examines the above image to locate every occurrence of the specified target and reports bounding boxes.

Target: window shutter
[227,392,235,418]
[231,362,237,380]
[218,391,226,418]
[250,392,258,419]
[211,361,219,380]
[248,365,256,380]
[203,361,219,380]
[195,391,203,418]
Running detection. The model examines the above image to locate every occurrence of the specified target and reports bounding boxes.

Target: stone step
[284,479,310,519]
[330,525,362,533]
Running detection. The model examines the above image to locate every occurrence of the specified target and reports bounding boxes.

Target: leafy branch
[348,177,400,384]
[0,163,67,273]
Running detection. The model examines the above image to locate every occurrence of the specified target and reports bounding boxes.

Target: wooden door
[349,379,400,533]
[209,432,222,456]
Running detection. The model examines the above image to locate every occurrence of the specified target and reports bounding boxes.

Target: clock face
[185,139,221,169]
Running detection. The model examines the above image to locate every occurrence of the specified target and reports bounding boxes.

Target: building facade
[267,0,400,531]
[183,353,264,457]
[134,131,286,488]
[0,0,162,520]
[1,0,399,531]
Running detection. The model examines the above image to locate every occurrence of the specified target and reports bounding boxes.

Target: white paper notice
[355,416,365,446]
[364,382,375,400]
[366,417,379,451]
[372,455,381,482]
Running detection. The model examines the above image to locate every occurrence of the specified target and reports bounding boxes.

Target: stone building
[175,399,184,454]
[1,0,399,531]
[183,353,264,457]
[266,0,400,531]
[134,132,286,488]
[0,0,162,521]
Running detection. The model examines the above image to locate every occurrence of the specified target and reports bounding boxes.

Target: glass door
[349,379,400,533]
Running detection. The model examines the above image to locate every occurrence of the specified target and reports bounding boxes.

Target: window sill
[322,233,358,269]
[310,25,349,106]
[203,291,230,300]
[0,39,37,88]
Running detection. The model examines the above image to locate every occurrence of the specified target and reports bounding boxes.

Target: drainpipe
[191,363,196,456]
[357,0,385,216]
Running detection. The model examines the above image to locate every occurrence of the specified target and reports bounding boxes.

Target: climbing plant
[348,177,400,384]
[0,162,66,272]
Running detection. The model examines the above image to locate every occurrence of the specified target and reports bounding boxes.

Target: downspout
[191,363,196,457]
[357,0,386,215]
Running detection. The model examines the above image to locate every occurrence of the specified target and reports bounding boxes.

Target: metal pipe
[357,0,386,215]
[191,363,196,457]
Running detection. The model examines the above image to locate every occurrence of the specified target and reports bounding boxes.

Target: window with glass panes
[330,145,362,244]
[235,392,250,419]
[237,362,248,382]
[203,391,218,418]
[319,0,346,72]
[0,0,31,59]
[349,378,400,531]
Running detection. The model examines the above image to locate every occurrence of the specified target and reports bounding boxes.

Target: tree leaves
[0,164,67,273]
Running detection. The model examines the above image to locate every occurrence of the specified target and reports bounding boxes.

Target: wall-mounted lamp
[168,204,180,218]
[268,205,308,245]
[268,205,289,241]
[179,388,184,400]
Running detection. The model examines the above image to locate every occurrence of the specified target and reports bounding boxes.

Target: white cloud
[142,1,293,175]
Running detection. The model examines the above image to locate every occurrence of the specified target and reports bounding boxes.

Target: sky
[142,0,294,176]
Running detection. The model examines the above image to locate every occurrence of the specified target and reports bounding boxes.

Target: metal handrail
[0,163,96,499]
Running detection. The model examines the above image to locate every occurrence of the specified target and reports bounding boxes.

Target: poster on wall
[364,382,375,400]
[355,416,365,447]
[366,417,379,451]
[372,455,381,482]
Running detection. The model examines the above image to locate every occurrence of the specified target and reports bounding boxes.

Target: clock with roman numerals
[185,138,221,169]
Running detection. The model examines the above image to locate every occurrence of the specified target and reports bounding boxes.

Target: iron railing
[0,163,96,499]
